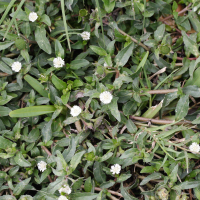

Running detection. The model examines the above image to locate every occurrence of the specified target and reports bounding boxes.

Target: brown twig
[41,146,52,156]
[129,115,192,125]
[48,175,53,183]
[4,166,13,172]
[81,185,123,197]
[176,57,197,61]
[0,72,11,77]
[103,21,150,51]
[163,20,182,34]
[160,3,192,22]
[145,89,178,94]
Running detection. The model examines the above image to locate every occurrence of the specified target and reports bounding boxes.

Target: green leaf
[14,152,31,167]
[175,95,189,120]
[93,162,106,184]
[70,150,85,172]
[182,85,200,97]
[126,119,137,134]
[136,51,149,72]
[0,94,17,105]
[3,0,26,39]
[182,31,199,57]
[0,61,12,74]
[35,26,52,54]
[20,49,30,63]
[0,41,14,51]
[120,183,138,200]
[84,177,92,192]
[107,40,115,55]
[102,0,115,13]
[115,42,135,67]
[117,173,132,183]
[140,172,162,186]
[172,181,200,191]
[70,59,89,70]
[0,106,12,116]
[108,97,121,122]
[169,164,178,183]
[55,39,64,58]
[123,101,137,116]
[24,75,48,98]
[0,195,16,200]
[192,116,200,124]
[154,24,165,42]
[98,152,113,162]
[52,74,67,90]
[140,166,155,173]
[61,91,70,104]
[63,116,79,125]
[69,193,98,200]
[0,136,14,149]
[185,68,200,87]
[194,187,200,200]
[0,0,16,27]
[142,99,163,118]
[9,105,56,118]
[42,119,52,143]
[13,177,31,195]
[41,14,51,26]
[90,45,107,56]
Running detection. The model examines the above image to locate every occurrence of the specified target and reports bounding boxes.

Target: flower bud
[156,188,169,200]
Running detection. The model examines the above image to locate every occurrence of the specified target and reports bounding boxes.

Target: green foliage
[0,0,200,199]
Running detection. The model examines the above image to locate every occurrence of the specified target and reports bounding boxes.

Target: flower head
[80,31,90,40]
[58,196,68,200]
[59,185,71,195]
[53,57,65,68]
[37,161,47,172]
[70,105,82,117]
[11,61,22,72]
[110,164,121,175]
[100,91,113,104]
[19,195,33,200]
[29,12,38,22]
[189,142,200,153]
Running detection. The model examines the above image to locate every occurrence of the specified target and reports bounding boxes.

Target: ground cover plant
[1,0,200,199]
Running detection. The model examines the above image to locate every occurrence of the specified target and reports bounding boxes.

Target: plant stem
[81,185,123,197]
[160,3,192,22]
[146,89,178,94]
[41,146,52,156]
[0,72,11,77]
[129,115,192,125]
[117,28,150,51]
[103,21,149,51]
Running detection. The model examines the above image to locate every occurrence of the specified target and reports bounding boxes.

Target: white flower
[11,61,22,72]
[110,164,121,175]
[59,185,71,195]
[100,91,113,104]
[58,196,68,200]
[53,57,65,68]
[37,161,47,172]
[70,105,82,117]
[189,142,200,153]
[29,12,38,22]
[80,31,90,40]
